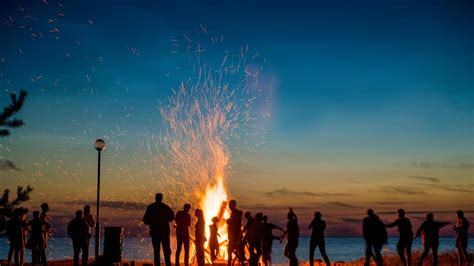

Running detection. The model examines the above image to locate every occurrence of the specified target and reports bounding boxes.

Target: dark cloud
[265,188,353,198]
[429,184,473,193]
[410,175,439,183]
[326,201,358,208]
[381,186,426,195]
[373,201,421,206]
[265,188,317,197]
[408,161,474,169]
[410,161,433,169]
[0,159,20,171]
[340,218,360,224]
[457,163,474,169]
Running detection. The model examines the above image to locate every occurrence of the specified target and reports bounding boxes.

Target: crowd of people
[143,193,471,266]
[5,203,95,266]
[2,193,471,266]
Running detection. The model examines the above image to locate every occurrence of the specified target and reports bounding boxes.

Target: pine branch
[0,90,28,137]
[0,129,9,137]
[0,186,33,218]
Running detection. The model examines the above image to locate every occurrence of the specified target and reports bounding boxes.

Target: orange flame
[199,176,231,262]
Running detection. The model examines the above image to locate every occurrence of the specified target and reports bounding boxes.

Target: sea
[0,237,471,263]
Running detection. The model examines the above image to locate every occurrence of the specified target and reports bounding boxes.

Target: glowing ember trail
[144,29,269,262]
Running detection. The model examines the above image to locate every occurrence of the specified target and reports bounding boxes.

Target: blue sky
[1,0,473,236]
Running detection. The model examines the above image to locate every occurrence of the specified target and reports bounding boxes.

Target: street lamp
[94,138,106,263]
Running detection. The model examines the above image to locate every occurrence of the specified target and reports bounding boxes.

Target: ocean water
[0,237,470,263]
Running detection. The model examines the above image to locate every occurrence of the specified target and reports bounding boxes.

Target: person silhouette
[243,211,257,265]
[7,208,28,266]
[362,209,387,266]
[309,211,330,266]
[385,209,413,266]
[250,213,264,266]
[209,217,220,263]
[415,213,450,266]
[67,210,89,266]
[226,199,243,266]
[39,203,51,263]
[283,207,299,266]
[143,193,175,266]
[175,203,191,266]
[453,210,470,266]
[262,215,283,266]
[82,205,94,265]
[28,210,48,266]
[194,209,206,266]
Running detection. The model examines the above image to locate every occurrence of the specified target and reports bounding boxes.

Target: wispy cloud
[265,188,353,198]
[429,184,473,193]
[340,217,360,224]
[326,201,358,208]
[408,161,474,169]
[410,175,439,183]
[381,186,426,195]
[266,188,317,197]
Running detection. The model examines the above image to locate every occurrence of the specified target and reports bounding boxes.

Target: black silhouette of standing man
[28,210,48,266]
[227,199,242,266]
[175,203,191,266]
[385,209,413,266]
[261,215,283,266]
[309,211,330,266]
[194,209,206,266]
[143,193,175,266]
[362,209,387,266]
[67,210,90,266]
[283,207,299,266]
[453,210,470,266]
[415,213,449,266]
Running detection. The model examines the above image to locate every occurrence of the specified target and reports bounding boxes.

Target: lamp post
[94,138,106,263]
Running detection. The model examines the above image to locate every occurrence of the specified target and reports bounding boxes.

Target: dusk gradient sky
[1,0,473,237]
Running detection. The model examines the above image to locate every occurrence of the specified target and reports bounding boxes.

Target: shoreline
[1,251,473,266]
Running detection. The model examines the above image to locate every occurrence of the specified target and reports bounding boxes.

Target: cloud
[326,201,358,208]
[410,175,439,183]
[0,159,20,171]
[340,217,360,224]
[381,186,426,195]
[457,163,474,169]
[410,161,433,169]
[373,201,421,206]
[265,188,353,198]
[408,161,474,169]
[429,184,473,193]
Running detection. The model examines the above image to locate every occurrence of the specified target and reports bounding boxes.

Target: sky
[0,0,473,237]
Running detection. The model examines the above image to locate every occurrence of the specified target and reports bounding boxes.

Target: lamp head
[94,139,106,151]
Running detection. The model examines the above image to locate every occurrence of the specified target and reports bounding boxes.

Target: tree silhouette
[0,89,28,137]
[0,185,33,234]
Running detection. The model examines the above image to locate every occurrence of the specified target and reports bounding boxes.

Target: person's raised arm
[437,221,450,228]
[415,223,424,239]
[273,223,284,232]
[385,219,397,228]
